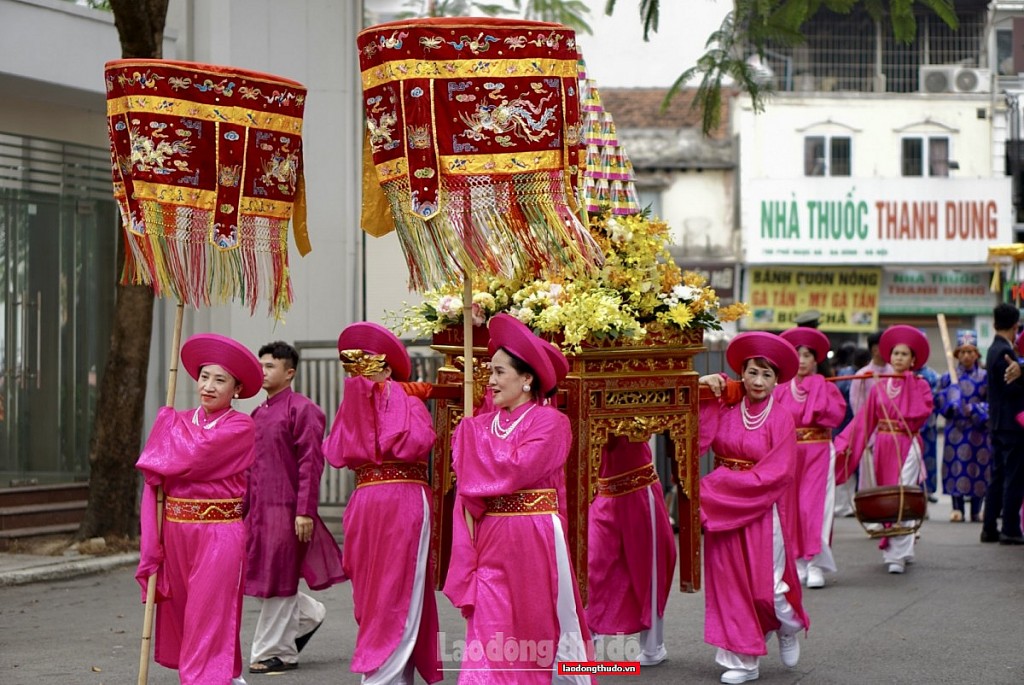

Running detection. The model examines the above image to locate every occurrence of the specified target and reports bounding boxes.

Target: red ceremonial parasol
[104,58,310,684]
[357,17,603,433]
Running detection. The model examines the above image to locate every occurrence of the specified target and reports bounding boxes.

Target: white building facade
[734,1,1021,357]
[1,0,365,484]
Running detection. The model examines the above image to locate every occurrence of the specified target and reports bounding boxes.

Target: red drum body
[854,485,926,536]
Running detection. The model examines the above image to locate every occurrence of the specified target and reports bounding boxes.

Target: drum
[854,485,927,538]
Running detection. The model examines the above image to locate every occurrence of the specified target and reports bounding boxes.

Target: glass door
[0,189,117,484]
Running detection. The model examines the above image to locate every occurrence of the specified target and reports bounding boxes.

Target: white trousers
[880,441,922,565]
[799,444,838,580]
[716,505,803,670]
[639,487,666,659]
[251,591,326,665]
[552,513,592,684]
[362,488,430,685]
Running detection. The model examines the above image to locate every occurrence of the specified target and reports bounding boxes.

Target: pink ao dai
[698,394,810,656]
[323,376,442,683]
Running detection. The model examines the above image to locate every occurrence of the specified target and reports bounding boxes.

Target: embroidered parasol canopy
[357,17,602,291]
[105,59,310,319]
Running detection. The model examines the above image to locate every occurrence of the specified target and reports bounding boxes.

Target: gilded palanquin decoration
[428,324,705,601]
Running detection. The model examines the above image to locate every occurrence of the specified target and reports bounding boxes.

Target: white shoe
[778,632,800,667]
[638,644,668,666]
[887,561,905,574]
[806,566,825,588]
[721,666,759,684]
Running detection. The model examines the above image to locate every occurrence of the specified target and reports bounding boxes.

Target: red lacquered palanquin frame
[427,324,704,602]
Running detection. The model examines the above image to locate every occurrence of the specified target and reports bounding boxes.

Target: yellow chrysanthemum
[718,302,752,323]
[394,209,749,345]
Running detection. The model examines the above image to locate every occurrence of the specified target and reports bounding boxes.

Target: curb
[0,552,139,587]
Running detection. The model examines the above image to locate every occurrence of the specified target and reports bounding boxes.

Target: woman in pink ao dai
[775,328,847,589]
[444,314,595,684]
[698,331,809,685]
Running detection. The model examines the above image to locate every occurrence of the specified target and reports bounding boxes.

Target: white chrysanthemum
[606,216,633,243]
[516,307,535,324]
[672,284,698,301]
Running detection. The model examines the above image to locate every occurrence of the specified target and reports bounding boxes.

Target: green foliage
[608,0,959,136]
[604,0,659,40]
[61,0,112,9]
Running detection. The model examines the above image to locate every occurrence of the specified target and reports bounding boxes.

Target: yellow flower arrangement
[389,209,749,352]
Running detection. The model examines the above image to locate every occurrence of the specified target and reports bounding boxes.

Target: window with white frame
[804,136,851,176]
[901,136,951,177]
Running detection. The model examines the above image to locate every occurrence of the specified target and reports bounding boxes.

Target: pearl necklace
[790,378,808,403]
[192,407,234,430]
[741,396,773,431]
[491,404,536,440]
[885,377,902,399]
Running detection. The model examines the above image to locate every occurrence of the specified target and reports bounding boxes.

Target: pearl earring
[522,383,531,393]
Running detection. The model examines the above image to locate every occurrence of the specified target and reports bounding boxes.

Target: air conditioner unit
[920,66,991,93]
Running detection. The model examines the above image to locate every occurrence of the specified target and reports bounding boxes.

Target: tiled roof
[598,87,734,138]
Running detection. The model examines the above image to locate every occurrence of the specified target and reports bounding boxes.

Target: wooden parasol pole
[936,313,959,385]
[137,301,185,685]
[462,277,474,424]
[462,277,476,540]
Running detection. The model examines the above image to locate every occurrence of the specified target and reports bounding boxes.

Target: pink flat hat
[487,314,559,395]
[726,331,799,384]
[780,327,830,364]
[338,322,412,382]
[180,333,263,399]
[880,324,930,371]
[542,340,569,388]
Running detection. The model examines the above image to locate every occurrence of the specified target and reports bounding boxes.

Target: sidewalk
[0,504,345,588]
[0,550,139,587]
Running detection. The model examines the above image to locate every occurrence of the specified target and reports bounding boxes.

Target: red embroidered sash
[714,455,755,472]
[164,496,243,523]
[484,488,558,515]
[355,461,429,488]
[597,463,659,497]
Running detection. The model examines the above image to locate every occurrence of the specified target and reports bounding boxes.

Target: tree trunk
[77,0,168,540]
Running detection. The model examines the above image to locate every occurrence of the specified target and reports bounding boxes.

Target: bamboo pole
[825,372,909,382]
[936,313,959,385]
[137,301,185,685]
[462,277,476,541]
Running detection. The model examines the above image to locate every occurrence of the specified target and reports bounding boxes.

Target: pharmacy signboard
[743,178,1012,264]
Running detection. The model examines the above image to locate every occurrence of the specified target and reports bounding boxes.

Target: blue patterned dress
[918,365,941,494]
[936,364,990,503]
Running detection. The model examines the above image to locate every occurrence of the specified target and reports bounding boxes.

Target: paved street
[2,499,1022,685]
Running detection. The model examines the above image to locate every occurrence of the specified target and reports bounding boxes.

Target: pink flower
[471,302,486,326]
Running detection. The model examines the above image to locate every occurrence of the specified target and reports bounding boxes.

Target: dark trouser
[985,432,1024,538]
[951,495,982,518]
